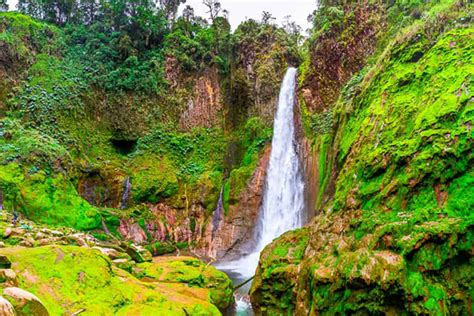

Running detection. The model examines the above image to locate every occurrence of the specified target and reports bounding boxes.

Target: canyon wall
[251,2,474,314]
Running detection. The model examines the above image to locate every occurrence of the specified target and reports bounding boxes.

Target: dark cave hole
[111,139,137,155]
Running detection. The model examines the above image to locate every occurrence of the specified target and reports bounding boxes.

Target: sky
[6,0,317,31]
[182,0,316,31]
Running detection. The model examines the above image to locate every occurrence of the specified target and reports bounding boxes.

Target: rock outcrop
[0,296,15,316]
[200,146,271,260]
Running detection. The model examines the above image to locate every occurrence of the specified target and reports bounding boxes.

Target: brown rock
[3,287,49,316]
[121,244,152,263]
[118,220,147,244]
[0,269,17,285]
[4,228,25,239]
[200,146,272,259]
[93,247,122,260]
[0,296,15,316]
[38,239,52,246]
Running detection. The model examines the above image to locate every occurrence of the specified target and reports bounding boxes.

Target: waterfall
[255,67,305,250]
[120,177,131,209]
[211,185,224,239]
[215,67,305,279]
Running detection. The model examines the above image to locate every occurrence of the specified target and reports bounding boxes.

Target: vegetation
[0,0,472,314]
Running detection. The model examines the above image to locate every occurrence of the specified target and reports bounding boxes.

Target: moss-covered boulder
[3,287,49,316]
[0,246,224,315]
[134,256,234,310]
[250,228,309,314]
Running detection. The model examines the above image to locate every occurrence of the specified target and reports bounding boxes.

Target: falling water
[254,67,305,251]
[120,177,131,209]
[216,68,305,314]
[212,185,224,239]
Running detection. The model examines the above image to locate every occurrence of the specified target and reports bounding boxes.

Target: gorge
[0,0,473,315]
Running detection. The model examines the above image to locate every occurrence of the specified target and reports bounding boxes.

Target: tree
[262,11,275,25]
[17,0,78,25]
[182,4,194,22]
[282,15,303,45]
[203,0,221,22]
[0,0,8,12]
[78,0,99,24]
[159,0,186,22]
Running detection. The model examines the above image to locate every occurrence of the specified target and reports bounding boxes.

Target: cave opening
[111,139,137,155]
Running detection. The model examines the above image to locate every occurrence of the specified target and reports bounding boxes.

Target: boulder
[0,296,15,316]
[3,228,12,238]
[50,231,63,237]
[3,228,24,239]
[0,269,17,285]
[92,247,123,260]
[3,287,49,316]
[112,259,133,272]
[18,238,34,247]
[121,243,152,263]
[38,239,52,246]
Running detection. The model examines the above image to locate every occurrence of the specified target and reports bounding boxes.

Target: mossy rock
[0,246,221,315]
[250,228,309,314]
[2,287,49,316]
[130,155,179,204]
[135,256,234,310]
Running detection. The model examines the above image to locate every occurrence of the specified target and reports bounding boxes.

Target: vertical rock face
[251,3,474,315]
[200,146,271,260]
[77,170,127,208]
[177,66,223,130]
[300,2,385,113]
[296,3,386,217]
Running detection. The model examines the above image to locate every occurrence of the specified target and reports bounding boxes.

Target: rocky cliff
[251,1,473,315]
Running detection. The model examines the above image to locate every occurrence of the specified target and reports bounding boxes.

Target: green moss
[250,228,309,314]
[130,155,179,204]
[135,256,234,310]
[0,12,61,61]
[225,117,272,205]
[0,246,221,315]
[0,163,100,230]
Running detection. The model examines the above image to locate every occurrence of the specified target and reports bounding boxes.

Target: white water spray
[216,67,305,279]
[255,67,305,251]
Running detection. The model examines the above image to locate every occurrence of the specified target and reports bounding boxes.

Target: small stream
[221,269,254,315]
